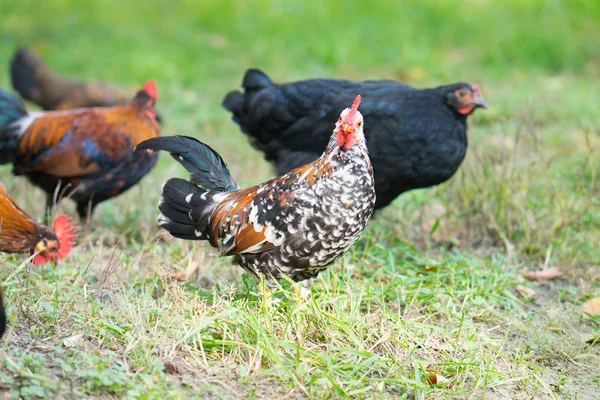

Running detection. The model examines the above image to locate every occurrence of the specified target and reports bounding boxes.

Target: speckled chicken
[223,69,487,210]
[0,81,160,220]
[136,95,375,298]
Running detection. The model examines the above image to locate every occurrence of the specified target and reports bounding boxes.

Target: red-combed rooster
[0,181,78,267]
[0,81,160,220]
[136,95,375,299]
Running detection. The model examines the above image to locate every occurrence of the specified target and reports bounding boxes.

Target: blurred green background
[1,0,599,91]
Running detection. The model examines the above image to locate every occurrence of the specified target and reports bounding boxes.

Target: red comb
[346,95,361,122]
[53,215,79,260]
[144,80,158,101]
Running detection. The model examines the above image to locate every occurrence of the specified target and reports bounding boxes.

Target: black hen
[223,69,487,210]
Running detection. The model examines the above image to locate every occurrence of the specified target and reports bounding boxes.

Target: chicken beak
[337,124,356,150]
[341,124,355,136]
[49,258,57,268]
[471,85,488,109]
[475,96,488,109]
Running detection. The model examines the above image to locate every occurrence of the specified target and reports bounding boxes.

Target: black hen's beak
[474,96,488,109]
[471,85,488,109]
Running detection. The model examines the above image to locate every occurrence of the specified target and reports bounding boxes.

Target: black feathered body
[137,135,375,288]
[223,70,471,209]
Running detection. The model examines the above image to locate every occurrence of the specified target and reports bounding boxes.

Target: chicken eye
[459,90,467,97]
[338,117,342,122]
[357,121,363,127]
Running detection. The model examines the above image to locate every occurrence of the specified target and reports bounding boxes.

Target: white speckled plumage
[154,96,375,296]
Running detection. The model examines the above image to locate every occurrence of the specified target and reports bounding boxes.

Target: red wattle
[337,133,345,148]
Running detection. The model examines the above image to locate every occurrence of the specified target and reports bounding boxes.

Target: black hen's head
[446,83,487,116]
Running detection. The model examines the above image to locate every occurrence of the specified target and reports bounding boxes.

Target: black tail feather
[221,90,243,118]
[157,178,219,241]
[136,136,238,192]
[222,69,272,116]
[0,89,28,164]
[222,69,276,132]
[242,69,272,90]
[0,90,27,128]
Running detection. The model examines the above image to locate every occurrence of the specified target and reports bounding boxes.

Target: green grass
[0,0,599,398]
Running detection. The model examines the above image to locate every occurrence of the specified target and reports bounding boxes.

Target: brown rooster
[0,81,160,220]
[10,47,130,111]
[0,181,78,267]
[136,95,375,299]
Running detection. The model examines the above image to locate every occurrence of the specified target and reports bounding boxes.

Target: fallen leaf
[516,285,538,300]
[581,298,600,316]
[164,360,181,374]
[63,333,84,348]
[421,265,440,272]
[424,336,453,351]
[426,373,451,386]
[170,272,190,281]
[544,325,563,333]
[522,267,564,281]
[583,335,599,345]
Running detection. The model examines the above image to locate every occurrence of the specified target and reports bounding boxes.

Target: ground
[0,1,598,399]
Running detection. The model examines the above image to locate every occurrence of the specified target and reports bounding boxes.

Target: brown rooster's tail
[10,48,52,106]
[11,47,142,113]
